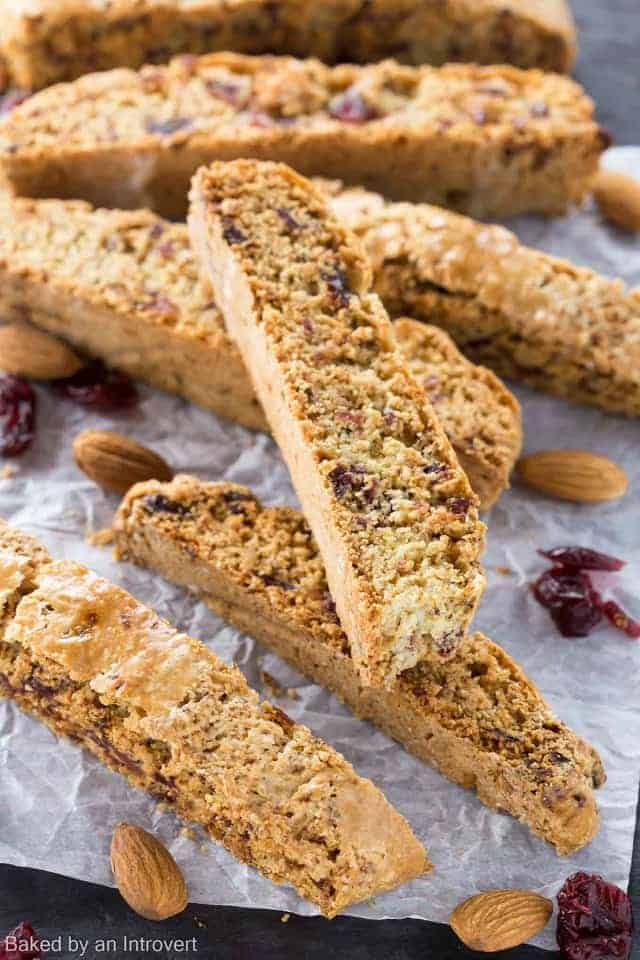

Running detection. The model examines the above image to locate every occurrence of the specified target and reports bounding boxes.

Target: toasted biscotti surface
[114,475,604,855]
[328,184,640,418]
[0,53,602,219]
[0,0,576,90]
[0,518,428,915]
[189,159,486,686]
[0,193,521,507]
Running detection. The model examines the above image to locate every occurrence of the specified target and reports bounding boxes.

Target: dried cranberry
[532,568,603,638]
[538,547,625,572]
[556,872,633,960]
[328,89,379,124]
[142,494,190,516]
[206,79,242,105]
[449,498,470,516]
[601,600,640,639]
[0,921,43,959]
[321,268,351,307]
[276,208,302,232]
[0,375,36,456]
[328,463,367,498]
[54,361,138,409]
[146,117,192,136]
[221,216,247,245]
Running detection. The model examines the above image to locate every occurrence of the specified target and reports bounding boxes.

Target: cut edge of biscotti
[188,158,487,688]
[112,474,604,856]
[0,517,429,916]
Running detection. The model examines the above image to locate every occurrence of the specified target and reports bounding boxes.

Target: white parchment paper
[1,148,639,951]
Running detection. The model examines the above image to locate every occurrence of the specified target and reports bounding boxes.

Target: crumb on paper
[193,916,206,930]
[281,914,290,923]
[259,669,299,700]
[199,841,209,853]
[180,826,196,841]
[155,801,170,814]
[495,565,513,576]
[0,464,17,480]
[86,526,115,547]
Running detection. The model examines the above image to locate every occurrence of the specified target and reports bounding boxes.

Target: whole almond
[0,323,83,380]
[593,170,640,232]
[450,889,552,952]
[111,823,188,921]
[73,429,173,494]
[516,449,627,503]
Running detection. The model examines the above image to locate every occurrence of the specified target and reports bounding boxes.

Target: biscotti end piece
[0,518,429,915]
[188,159,486,688]
[113,474,604,855]
[0,53,602,220]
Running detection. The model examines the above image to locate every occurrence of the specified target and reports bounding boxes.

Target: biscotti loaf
[0,194,521,508]
[0,0,576,91]
[113,475,605,855]
[328,184,640,417]
[0,53,602,220]
[189,160,486,686]
[0,519,428,915]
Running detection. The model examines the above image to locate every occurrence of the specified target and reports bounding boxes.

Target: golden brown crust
[188,159,486,686]
[0,518,429,914]
[0,53,601,219]
[329,184,640,417]
[0,0,576,90]
[113,474,604,855]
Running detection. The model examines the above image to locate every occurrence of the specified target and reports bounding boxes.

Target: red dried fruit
[601,600,640,639]
[0,921,43,959]
[328,89,379,124]
[556,872,633,960]
[221,216,247,245]
[450,498,471,515]
[54,361,138,409]
[142,494,190,516]
[0,375,36,456]
[321,268,351,307]
[532,568,603,638]
[328,463,367,498]
[538,547,625,572]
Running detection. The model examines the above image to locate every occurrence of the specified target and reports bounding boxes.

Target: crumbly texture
[113,475,604,856]
[0,193,521,507]
[0,0,576,90]
[328,184,640,418]
[189,160,486,686]
[0,53,602,220]
[0,519,428,916]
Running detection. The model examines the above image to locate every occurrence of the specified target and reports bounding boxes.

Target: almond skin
[0,323,83,380]
[450,889,552,952]
[593,170,640,232]
[516,449,627,503]
[111,823,188,921]
[73,429,173,494]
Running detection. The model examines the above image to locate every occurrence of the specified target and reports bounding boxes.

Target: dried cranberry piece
[328,89,379,124]
[54,361,138,409]
[551,600,603,638]
[0,375,36,456]
[328,463,367,498]
[601,600,640,639]
[556,872,633,960]
[532,568,604,638]
[321,268,351,307]
[142,494,190,516]
[0,921,43,959]
[206,79,242,105]
[146,116,192,135]
[276,208,302,232]
[538,547,625,572]
[221,216,247,245]
[450,497,470,515]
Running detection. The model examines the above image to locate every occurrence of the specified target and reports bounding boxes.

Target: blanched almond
[593,170,640,232]
[516,449,627,503]
[0,323,83,380]
[73,429,173,494]
[111,823,188,921]
[450,889,552,952]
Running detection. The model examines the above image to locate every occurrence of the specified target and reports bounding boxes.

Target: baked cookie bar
[0,53,602,220]
[0,519,428,915]
[329,184,640,417]
[0,195,521,508]
[114,475,604,856]
[189,160,486,686]
[0,0,576,91]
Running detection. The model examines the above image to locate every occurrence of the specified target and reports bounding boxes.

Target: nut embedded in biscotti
[593,170,640,232]
[450,889,553,952]
[73,429,173,494]
[516,449,628,503]
[110,823,188,921]
[0,323,83,380]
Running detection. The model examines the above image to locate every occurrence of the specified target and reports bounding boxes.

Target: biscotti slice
[189,160,486,686]
[113,475,604,855]
[0,519,429,915]
[0,53,603,220]
[0,0,576,92]
[328,184,640,418]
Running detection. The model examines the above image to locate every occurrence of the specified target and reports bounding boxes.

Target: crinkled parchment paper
[1,148,639,950]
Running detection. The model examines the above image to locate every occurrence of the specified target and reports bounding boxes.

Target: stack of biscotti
[0,53,603,219]
[0,0,576,90]
[0,519,428,914]
[189,159,487,686]
[113,474,605,856]
[0,194,521,508]
[327,183,640,417]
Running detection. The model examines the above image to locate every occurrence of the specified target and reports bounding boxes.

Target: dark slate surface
[1,2,639,957]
